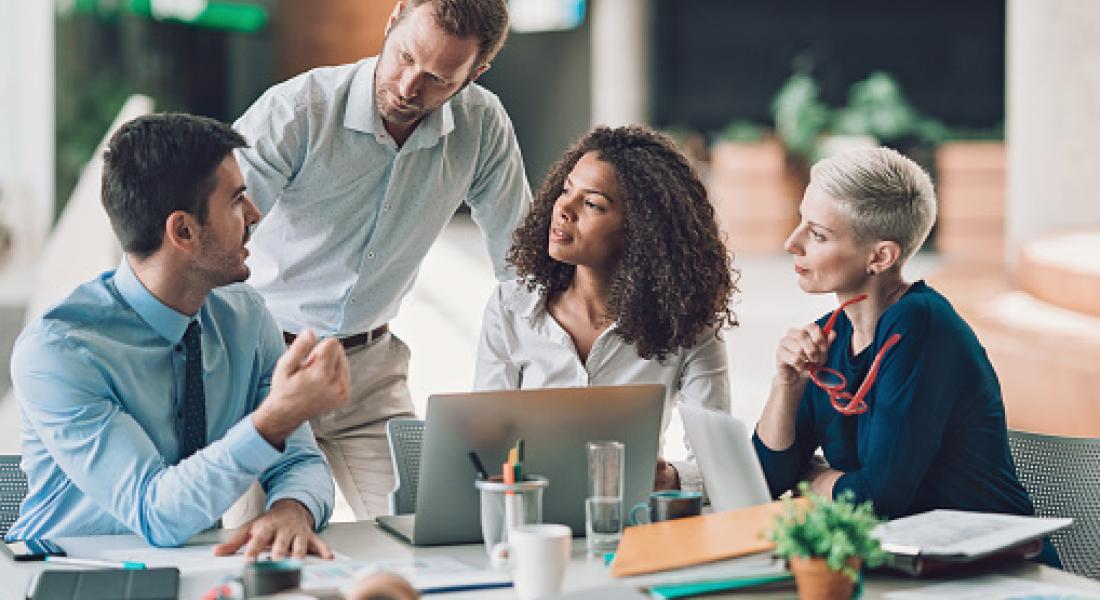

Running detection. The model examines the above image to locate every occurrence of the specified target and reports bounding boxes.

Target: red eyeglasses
[807,294,902,416]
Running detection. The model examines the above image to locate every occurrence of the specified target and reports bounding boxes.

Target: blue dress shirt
[6,258,334,546]
[753,281,1034,519]
[234,57,532,336]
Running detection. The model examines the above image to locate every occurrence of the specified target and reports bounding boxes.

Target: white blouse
[474,280,732,492]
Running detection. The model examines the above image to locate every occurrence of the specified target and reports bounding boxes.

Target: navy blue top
[753,281,1034,519]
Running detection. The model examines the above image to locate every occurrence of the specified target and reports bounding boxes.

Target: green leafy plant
[771,73,830,161]
[716,119,767,144]
[766,482,888,581]
[771,70,949,164]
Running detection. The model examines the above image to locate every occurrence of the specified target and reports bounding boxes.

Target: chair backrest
[386,418,425,516]
[1008,429,1100,579]
[0,454,27,538]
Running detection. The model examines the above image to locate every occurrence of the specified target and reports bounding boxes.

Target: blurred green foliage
[770,70,994,164]
[716,119,768,144]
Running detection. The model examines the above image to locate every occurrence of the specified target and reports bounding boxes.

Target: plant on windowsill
[766,482,887,600]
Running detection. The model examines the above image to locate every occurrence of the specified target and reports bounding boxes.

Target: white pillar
[589,0,649,127]
[1006,0,1100,267]
[0,0,54,261]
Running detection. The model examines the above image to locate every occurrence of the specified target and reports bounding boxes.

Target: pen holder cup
[475,475,548,558]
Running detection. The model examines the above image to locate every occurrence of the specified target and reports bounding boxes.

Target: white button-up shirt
[235,58,531,336]
[474,281,732,492]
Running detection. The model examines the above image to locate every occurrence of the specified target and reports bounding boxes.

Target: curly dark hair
[509,125,739,361]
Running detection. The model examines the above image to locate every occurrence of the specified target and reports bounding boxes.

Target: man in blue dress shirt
[7,113,350,559]
[234,0,531,519]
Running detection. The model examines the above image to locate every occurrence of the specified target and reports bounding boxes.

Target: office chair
[386,418,425,516]
[0,454,27,538]
[1008,429,1100,579]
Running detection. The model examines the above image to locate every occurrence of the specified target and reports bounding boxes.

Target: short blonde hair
[810,146,937,264]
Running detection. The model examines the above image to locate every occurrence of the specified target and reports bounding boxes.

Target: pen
[45,556,146,570]
[468,451,489,480]
[515,438,525,481]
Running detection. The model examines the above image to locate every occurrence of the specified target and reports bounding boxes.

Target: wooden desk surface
[4,521,1099,599]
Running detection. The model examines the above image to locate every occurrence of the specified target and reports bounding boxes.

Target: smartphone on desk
[1,538,66,561]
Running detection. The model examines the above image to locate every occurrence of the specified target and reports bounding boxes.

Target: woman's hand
[758,322,837,452]
[653,457,680,491]
[775,323,836,385]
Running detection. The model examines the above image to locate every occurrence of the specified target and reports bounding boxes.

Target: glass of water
[586,440,624,554]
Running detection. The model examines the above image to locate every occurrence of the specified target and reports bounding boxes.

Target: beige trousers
[223,332,416,526]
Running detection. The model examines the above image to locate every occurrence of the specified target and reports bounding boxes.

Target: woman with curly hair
[474,125,737,491]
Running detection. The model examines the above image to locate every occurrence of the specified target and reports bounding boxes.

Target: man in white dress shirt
[233,0,531,519]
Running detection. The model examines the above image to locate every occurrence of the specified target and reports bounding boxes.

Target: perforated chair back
[1008,429,1100,579]
[386,418,425,516]
[0,455,27,538]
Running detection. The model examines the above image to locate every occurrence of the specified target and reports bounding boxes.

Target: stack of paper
[873,510,1071,560]
[872,510,1072,576]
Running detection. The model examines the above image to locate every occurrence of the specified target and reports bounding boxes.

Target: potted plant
[766,483,887,600]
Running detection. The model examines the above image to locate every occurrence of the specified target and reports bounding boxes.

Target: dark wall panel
[653,0,1005,135]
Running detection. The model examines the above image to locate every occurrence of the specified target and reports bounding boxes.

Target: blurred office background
[1,1,1099,511]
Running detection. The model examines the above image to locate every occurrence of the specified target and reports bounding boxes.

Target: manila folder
[610,498,807,578]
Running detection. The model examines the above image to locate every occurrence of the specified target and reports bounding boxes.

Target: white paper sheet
[301,556,510,594]
[883,575,1100,600]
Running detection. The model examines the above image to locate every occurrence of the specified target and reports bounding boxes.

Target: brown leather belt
[282,324,389,350]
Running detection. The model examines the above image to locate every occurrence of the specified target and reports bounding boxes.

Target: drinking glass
[585,440,624,554]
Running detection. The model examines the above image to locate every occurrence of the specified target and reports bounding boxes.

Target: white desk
[4,522,1100,600]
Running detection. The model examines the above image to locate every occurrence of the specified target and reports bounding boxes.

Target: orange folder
[609,498,809,577]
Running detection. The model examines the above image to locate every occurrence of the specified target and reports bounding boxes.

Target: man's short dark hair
[101,113,247,258]
[398,0,509,67]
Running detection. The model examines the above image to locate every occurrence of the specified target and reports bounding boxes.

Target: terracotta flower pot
[789,555,861,600]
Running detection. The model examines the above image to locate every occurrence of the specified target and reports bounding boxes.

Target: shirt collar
[114,257,194,344]
[514,282,546,322]
[343,56,457,146]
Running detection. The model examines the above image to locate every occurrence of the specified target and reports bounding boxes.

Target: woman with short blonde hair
[754,147,1058,566]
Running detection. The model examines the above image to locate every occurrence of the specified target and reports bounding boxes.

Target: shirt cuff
[672,459,703,494]
[225,416,283,475]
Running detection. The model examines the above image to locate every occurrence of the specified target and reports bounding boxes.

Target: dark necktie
[179,320,207,461]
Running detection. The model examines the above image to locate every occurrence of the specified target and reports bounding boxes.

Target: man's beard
[196,231,250,289]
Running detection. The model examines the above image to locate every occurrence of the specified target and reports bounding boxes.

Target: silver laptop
[377,384,665,546]
[680,404,772,512]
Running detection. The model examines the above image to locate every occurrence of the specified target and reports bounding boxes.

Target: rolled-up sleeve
[474,284,522,391]
[673,328,731,492]
[234,85,308,216]
[466,97,532,280]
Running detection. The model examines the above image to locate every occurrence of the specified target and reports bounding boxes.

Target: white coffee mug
[499,523,572,600]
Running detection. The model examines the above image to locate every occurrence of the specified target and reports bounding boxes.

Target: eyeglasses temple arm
[848,332,902,405]
[821,293,869,336]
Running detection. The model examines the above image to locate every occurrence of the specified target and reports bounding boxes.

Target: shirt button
[350,297,357,303]
[383,204,391,211]
[367,252,376,259]
[175,344,183,352]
